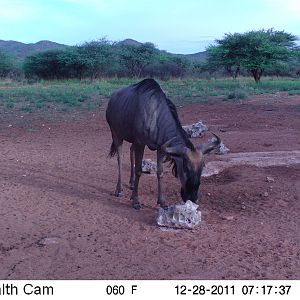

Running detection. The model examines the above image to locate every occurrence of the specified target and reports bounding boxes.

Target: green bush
[226,89,247,100]
[0,50,14,78]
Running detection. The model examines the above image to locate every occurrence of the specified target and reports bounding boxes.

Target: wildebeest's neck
[143,95,194,151]
[134,80,194,151]
[163,97,194,150]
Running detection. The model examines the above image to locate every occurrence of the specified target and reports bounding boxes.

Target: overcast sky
[0,0,299,54]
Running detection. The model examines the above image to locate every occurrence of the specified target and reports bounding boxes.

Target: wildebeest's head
[162,134,221,203]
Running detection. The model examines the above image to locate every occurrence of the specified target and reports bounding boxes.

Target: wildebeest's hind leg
[130,144,145,209]
[109,133,124,197]
[129,144,135,190]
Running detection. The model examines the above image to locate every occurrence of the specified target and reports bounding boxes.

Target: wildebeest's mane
[134,79,194,177]
[164,97,195,177]
[134,79,194,149]
[165,97,194,150]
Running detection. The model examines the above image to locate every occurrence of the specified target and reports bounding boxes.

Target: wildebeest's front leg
[129,144,135,190]
[157,150,167,208]
[130,144,145,209]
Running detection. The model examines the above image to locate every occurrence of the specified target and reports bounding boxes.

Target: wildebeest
[106,79,220,209]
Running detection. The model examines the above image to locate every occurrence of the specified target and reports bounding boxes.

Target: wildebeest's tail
[108,141,117,157]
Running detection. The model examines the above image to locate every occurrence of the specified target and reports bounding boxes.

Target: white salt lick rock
[157,200,201,229]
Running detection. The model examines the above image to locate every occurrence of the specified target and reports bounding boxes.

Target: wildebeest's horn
[161,137,187,156]
[197,132,221,155]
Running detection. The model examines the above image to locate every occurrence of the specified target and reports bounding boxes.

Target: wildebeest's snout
[180,173,201,203]
[181,187,199,203]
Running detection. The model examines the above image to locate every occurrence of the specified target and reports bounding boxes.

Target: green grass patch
[288,90,300,96]
[0,80,105,112]
[0,77,300,113]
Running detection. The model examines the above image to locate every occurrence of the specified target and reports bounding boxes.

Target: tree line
[0,29,299,82]
[14,39,191,81]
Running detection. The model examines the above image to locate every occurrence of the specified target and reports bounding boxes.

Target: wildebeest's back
[106,79,183,149]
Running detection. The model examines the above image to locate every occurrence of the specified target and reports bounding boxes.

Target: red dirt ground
[0,93,299,279]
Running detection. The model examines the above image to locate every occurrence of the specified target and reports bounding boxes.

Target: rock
[182,121,229,154]
[182,121,208,138]
[217,142,230,154]
[263,192,269,197]
[222,215,234,221]
[38,237,61,246]
[157,200,201,229]
[208,138,230,155]
[142,159,157,173]
[266,176,275,183]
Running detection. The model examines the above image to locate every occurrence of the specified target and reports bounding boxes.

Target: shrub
[226,89,247,100]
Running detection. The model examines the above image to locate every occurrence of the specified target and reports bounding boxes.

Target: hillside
[0,40,68,59]
[0,38,207,62]
[175,51,207,62]
[119,38,207,61]
[117,38,143,47]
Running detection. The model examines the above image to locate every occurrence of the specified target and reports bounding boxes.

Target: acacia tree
[145,52,191,79]
[57,47,90,79]
[0,50,14,78]
[206,33,244,78]
[77,38,116,79]
[207,29,297,82]
[117,42,160,77]
[23,50,66,79]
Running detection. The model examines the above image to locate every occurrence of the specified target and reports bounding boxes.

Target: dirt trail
[203,150,300,176]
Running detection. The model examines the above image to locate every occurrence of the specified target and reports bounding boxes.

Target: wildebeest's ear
[197,133,221,155]
[164,145,190,157]
[161,138,190,156]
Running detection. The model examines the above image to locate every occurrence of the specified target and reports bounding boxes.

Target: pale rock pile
[208,138,230,155]
[182,121,208,138]
[157,200,201,229]
[142,159,157,173]
[183,120,230,155]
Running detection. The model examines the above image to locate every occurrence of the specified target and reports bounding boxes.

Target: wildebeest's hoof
[161,205,169,210]
[132,203,142,210]
[157,201,168,210]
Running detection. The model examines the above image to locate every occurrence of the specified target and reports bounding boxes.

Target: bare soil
[0,93,299,279]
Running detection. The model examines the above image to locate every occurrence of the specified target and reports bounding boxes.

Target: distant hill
[118,38,207,62]
[0,40,68,59]
[175,51,207,62]
[0,38,207,62]
[117,38,143,47]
